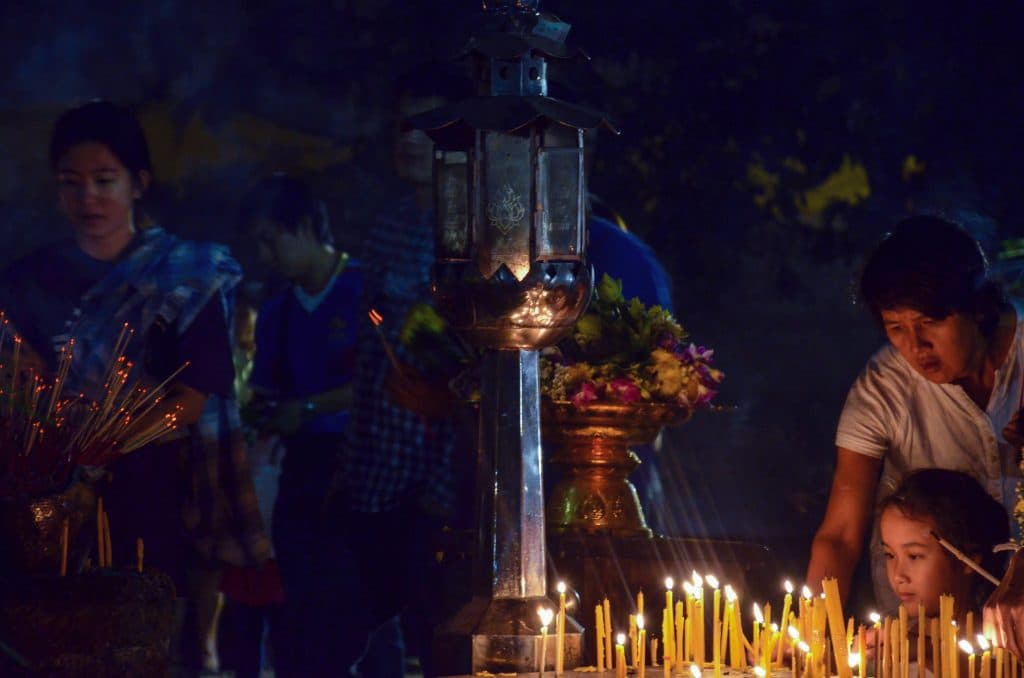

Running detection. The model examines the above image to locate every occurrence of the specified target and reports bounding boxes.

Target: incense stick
[930,530,1001,585]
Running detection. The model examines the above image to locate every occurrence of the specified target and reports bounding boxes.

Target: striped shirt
[339,195,456,514]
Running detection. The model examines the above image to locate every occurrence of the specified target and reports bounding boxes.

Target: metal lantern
[411,1,617,673]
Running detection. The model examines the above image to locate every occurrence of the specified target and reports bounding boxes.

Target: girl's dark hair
[240,174,333,247]
[859,216,1007,337]
[49,100,153,178]
[881,469,1009,598]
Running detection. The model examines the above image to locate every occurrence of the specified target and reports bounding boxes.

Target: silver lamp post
[410,0,617,672]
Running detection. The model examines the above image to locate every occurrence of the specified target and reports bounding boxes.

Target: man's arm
[805,447,883,601]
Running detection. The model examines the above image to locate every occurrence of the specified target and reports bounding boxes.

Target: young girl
[879,468,1009,620]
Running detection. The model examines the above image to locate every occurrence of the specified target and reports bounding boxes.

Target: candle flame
[784,580,794,594]
[801,585,813,600]
[753,603,764,624]
[754,667,767,678]
[848,653,861,668]
[683,581,695,596]
[771,623,779,633]
[368,308,384,326]
[637,614,645,631]
[691,663,703,678]
[977,635,991,651]
[725,585,738,602]
[869,611,881,625]
[706,574,720,589]
[788,625,800,640]
[557,581,566,594]
[665,577,675,590]
[617,632,626,646]
[692,571,703,587]
[959,639,975,655]
[538,606,554,628]
[798,641,811,654]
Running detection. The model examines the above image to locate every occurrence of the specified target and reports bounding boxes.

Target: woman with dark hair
[804,215,1021,615]
[0,100,269,672]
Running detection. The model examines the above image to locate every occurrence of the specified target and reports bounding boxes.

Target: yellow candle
[974,639,991,678]
[967,613,974,646]
[899,605,908,678]
[639,590,645,619]
[995,647,1004,678]
[857,625,866,678]
[596,604,606,672]
[677,600,686,666]
[753,603,764,667]
[617,633,627,678]
[822,578,852,678]
[538,607,554,676]
[665,578,675,663]
[870,613,882,678]
[883,617,891,678]
[960,641,975,678]
[932,618,942,678]
[695,596,706,667]
[778,582,794,667]
[664,608,672,672]
[918,607,926,678]
[711,579,722,678]
[557,582,566,675]
[801,585,813,641]
[638,615,647,678]
[605,597,613,673]
[652,637,659,667]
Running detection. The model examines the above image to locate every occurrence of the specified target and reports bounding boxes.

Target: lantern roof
[407,95,619,137]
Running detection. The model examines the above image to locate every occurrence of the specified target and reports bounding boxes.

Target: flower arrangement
[0,318,182,499]
[539,274,724,409]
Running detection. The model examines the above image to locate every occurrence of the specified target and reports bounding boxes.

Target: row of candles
[534,572,1024,678]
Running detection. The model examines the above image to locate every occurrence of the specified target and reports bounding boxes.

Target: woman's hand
[984,548,1024,658]
[384,362,455,419]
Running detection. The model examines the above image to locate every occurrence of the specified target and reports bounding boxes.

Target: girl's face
[56,142,147,243]
[880,506,973,616]
[880,308,985,385]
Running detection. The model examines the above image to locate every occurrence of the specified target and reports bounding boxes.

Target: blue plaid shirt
[339,195,456,515]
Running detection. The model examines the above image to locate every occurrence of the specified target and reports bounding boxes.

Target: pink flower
[608,376,642,404]
[571,381,599,408]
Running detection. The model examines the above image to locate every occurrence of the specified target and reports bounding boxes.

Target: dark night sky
[1,1,1023,560]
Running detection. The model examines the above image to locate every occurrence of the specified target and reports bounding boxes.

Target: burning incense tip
[367,308,404,375]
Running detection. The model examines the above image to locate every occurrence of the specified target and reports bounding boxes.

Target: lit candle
[638,614,647,678]
[557,582,566,675]
[778,581,794,667]
[789,626,801,678]
[978,636,992,678]
[707,575,721,678]
[691,662,703,678]
[870,612,882,678]
[693,572,706,667]
[683,583,693,663]
[849,652,862,678]
[801,585,813,642]
[961,640,976,678]
[754,602,764,665]
[797,641,810,678]
[596,604,606,671]
[605,597,614,673]
[617,632,627,678]
[538,606,554,677]
[857,625,866,678]
[666,578,675,664]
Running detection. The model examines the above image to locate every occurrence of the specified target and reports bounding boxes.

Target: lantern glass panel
[479,131,533,280]
[537,145,583,259]
[435,149,470,259]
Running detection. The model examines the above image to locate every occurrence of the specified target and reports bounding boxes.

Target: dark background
[2,0,1023,594]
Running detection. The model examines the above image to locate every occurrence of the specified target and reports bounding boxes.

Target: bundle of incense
[0,322,183,497]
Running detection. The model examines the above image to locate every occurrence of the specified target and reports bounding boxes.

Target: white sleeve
[835,348,905,459]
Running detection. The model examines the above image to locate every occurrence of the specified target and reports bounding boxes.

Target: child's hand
[984,548,1024,659]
